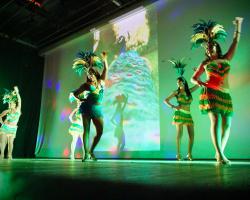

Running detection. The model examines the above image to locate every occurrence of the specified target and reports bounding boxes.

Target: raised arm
[14,86,21,111]
[224,17,243,60]
[164,91,178,109]
[111,101,118,126]
[100,52,108,81]
[121,94,128,111]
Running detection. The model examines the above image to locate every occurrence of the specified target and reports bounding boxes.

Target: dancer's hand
[233,17,244,25]
[69,92,77,103]
[233,17,243,33]
[173,105,181,110]
[197,80,206,87]
[101,51,107,61]
[14,86,19,94]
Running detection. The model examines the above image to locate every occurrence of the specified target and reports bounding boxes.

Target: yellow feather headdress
[191,20,227,49]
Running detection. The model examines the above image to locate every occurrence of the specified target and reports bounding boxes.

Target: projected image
[35,0,250,160]
[35,4,159,158]
[110,93,128,152]
[95,7,159,152]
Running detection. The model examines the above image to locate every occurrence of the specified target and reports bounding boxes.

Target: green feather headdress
[191,20,227,49]
[2,89,17,104]
[72,50,104,76]
[169,58,187,77]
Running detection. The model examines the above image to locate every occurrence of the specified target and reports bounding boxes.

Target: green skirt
[68,123,83,136]
[172,109,193,125]
[199,87,233,116]
[0,124,18,137]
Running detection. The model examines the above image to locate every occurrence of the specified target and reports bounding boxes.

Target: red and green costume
[199,60,233,116]
[173,92,193,125]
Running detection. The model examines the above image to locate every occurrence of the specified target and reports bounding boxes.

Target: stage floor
[0,159,250,199]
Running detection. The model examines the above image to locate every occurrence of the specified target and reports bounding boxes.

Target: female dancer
[0,86,21,159]
[72,51,108,161]
[191,17,243,164]
[164,60,198,161]
[68,98,84,160]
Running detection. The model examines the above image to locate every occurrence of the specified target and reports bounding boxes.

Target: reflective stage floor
[0,159,249,199]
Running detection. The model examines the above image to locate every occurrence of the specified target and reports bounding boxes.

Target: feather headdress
[191,20,227,49]
[2,88,17,104]
[72,50,104,76]
[169,58,187,77]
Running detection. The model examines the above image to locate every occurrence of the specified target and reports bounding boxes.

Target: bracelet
[235,31,241,33]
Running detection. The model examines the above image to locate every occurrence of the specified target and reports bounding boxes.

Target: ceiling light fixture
[26,0,42,8]
[111,0,121,7]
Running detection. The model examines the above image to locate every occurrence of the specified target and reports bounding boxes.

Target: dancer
[111,93,128,152]
[0,86,21,159]
[190,17,243,164]
[72,50,108,161]
[68,97,84,160]
[164,60,198,161]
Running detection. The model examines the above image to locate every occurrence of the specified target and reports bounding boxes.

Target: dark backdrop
[0,38,44,158]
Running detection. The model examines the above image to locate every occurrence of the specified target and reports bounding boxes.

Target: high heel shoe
[216,155,230,165]
[176,154,182,161]
[186,154,193,161]
[82,153,88,162]
[70,154,75,160]
[216,159,231,165]
[89,152,97,161]
[7,155,12,160]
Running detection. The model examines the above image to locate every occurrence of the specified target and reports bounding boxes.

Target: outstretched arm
[14,86,21,111]
[224,17,244,60]
[0,110,8,124]
[0,110,8,118]
[100,52,108,81]
[190,85,199,93]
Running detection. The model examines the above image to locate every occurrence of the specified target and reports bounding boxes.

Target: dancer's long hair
[177,77,192,99]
